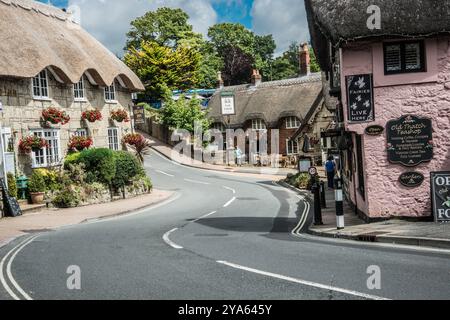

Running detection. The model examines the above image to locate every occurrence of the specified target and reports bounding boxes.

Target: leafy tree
[125,7,194,50]
[221,45,254,86]
[124,41,201,100]
[159,87,210,134]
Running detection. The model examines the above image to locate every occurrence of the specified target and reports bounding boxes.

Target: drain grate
[357,231,389,242]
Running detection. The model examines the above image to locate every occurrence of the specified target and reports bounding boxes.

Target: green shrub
[64,152,81,168]
[112,151,144,190]
[34,168,60,192]
[76,148,116,185]
[52,187,81,208]
[28,170,46,193]
[7,172,17,198]
[287,173,311,189]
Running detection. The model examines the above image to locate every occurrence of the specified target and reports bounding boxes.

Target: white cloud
[68,0,218,56]
[251,0,310,56]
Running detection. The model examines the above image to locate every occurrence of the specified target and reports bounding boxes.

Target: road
[0,149,449,300]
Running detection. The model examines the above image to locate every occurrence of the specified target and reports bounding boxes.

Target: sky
[39,0,310,56]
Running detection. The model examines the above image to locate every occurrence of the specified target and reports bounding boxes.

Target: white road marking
[193,211,217,223]
[184,179,210,185]
[0,236,39,300]
[156,170,174,177]
[217,261,390,300]
[223,186,236,194]
[292,201,310,236]
[163,229,184,250]
[223,197,237,208]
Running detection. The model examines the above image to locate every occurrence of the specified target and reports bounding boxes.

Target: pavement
[0,189,174,249]
[142,132,298,177]
[0,148,448,300]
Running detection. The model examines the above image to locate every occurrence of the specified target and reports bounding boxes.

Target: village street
[0,149,449,300]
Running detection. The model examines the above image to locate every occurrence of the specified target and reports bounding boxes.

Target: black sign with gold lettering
[133,105,145,125]
[399,172,425,188]
[386,115,433,167]
[346,74,374,123]
[431,172,450,222]
[365,125,384,136]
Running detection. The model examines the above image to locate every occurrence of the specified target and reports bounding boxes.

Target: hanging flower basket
[68,136,93,152]
[19,135,49,154]
[42,107,70,125]
[122,133,145,146]
[82,109,103,123]
[110,109,130,123]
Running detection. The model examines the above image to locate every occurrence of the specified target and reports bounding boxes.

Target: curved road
[0,150,449,300]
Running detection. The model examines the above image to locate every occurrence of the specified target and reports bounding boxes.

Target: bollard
[312,181,323,226]
[335,176,344,230]
[320,181,327,209]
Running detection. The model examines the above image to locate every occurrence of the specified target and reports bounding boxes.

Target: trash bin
[16,176,28,200]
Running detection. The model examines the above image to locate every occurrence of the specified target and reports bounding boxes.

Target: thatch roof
[305,0,450,71]
[208,73,323,128]
[0,0,144,91]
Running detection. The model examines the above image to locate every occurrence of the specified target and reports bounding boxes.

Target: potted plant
[19,135,49,154]
[110,109,130,123]
[28,171,46,204]
[68,136,93,152]
[82,109,102,123]
[42,107,70,126]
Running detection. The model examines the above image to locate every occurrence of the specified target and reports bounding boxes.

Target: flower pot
[30,192,45,205]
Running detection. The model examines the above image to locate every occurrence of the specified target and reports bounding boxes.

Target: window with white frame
[104,83,116,102]
[32,70,49,99]
[212,123,225,133]
[251,119,266,131]
[286,139,299,155]
[286,117,300,129]
[108,128,119,151]
[74,128,88,137]
[74,77,85,101]
[31,129,61,168]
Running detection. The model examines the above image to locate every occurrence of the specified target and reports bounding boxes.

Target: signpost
[346,74,374,123]
[386,115,433,167]
[431,172,450,223]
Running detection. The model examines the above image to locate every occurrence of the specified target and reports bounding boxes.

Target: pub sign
[431,172,450,223]
[346,74,374,123]
[133,105,145,125]
[386,115,433,167]
[221,92,236,116]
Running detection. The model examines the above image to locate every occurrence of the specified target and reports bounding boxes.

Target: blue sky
[36,0,309,56]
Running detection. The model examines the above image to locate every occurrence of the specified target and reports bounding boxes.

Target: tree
[221,46,254,86]
[124,41,201,100]
[125,7,194,50]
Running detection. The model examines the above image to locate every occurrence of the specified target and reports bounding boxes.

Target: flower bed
[68,136,93,152]
[42,107,70,125]
[111,109,130,123]
[82,109,102,123]
[19,135,49,154]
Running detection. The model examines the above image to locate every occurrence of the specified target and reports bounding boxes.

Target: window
[32,70,49,99]
[104,83,116,102]
[73,77,85,101]
[74,129,87,137]
[31,129,60,168]
[384,41,425,74]
[108,128,119,151]
[252,119,266,131]
[355,134,365,199]
[286,139,299,155]
[212,123,225,133]
[286,117,300,129]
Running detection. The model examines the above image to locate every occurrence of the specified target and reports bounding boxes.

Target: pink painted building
[306,0,450,221]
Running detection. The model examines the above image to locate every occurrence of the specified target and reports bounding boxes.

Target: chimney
[299,42,311,77]
[251,69,262,86]
[217,71,224,89]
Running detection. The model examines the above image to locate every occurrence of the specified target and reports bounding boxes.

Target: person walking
[325,156,336,189]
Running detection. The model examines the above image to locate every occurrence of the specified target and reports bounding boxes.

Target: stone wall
[0,72,134,174]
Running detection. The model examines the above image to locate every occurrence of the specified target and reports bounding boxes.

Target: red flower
[122,133,145,146]
[42,107,70,125]
[68,136,93,152]
[82,110,103,123]
[19,135,49,154]
[111,109,130,123]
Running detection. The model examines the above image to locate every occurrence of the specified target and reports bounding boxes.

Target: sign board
[346,74,374,123]
[299,159,312,173]
[308,167,318,176]
[133,105,145,125]
[0,178,22,217]
[220,92,236,116]
[431,172,450,222]
[386,115,433,167]
[399,172,425,188]
[365,125,384,136]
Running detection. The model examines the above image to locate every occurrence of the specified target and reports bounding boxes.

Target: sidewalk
[142,132,298,177]
[309,187,450,249]
[0,189,174,248]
